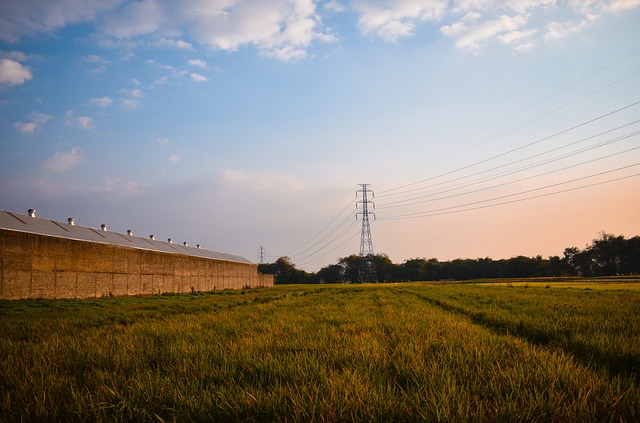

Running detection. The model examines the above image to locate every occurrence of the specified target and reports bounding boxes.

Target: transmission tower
[356,184,377,282]
[258,246,265,265]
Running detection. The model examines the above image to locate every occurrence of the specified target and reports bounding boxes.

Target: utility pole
[356,184,377,282]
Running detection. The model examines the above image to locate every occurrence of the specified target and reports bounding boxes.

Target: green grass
[1,283,638,422]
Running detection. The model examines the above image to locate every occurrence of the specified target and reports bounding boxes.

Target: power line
[376,100,640,198]
[296,222,360,267]
[375,47,640,186]
[377,131,640,210]
[379,163,640,220]
[289,213,355,261]
[378,119,640,201]
[282,197,355,257]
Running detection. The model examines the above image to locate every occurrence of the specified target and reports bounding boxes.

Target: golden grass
[1,283,638,421]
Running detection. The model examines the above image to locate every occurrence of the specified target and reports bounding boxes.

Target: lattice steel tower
[356,184,377,282]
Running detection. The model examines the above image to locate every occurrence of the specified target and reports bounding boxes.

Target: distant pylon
[357,184,375,256]
[258,246,265,265]
[356,184,377,282]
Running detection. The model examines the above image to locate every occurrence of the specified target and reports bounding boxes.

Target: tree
[259,257,316,284]
[317,264,345,284]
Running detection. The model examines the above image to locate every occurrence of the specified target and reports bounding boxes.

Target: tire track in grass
[400,285,640,384]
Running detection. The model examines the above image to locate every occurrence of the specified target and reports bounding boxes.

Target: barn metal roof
[0,209,253,264]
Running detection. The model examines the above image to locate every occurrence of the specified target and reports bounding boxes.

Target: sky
[1,0,639,272]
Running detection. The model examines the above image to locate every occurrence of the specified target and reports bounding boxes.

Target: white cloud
[90,96,113,108]
[441,13,528,50]
[190,72,208,82]
[100,0,165,38]
[154,137,170,145]
[0,58,32,86]
[544,19,589,41]
[1,0,638,60]
[65,111,96,129]
[353,0,448,42]
[498,28,537,44]
[187,59,208,69]
[324,1,347,12]
[603,0,640,13]
[42,147,86,172]
[178,0,333,61]
[169,153,180,162]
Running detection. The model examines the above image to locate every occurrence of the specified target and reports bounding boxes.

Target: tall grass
[1,284,638,421]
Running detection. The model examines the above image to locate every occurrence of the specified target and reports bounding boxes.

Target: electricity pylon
[356,184,377,283]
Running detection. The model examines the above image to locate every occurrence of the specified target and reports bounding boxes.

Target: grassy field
[1,281,639,422]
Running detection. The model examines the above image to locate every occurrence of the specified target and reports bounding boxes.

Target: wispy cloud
[354,0,448,42]
[441,13,528,51]
[187,59,208,69]
[13,122,37,134]
[99,0,164,38]
[119,87,144,110]
[90,96,113,108]
[65,111,96,130]
[169,153,180,162]
[0,0,117,43]
[544,19,590,42]
[12,112,52,134]
[154,137,170,145]
[42,147,86,172]
[122,98,142,111]
[324,1,347,13]
[190,72,207,82]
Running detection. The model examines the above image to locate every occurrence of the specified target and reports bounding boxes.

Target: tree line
[258,232,640,284]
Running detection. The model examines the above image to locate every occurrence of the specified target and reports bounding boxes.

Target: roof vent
[183,241,188,247]
[68,218,75,226]
[127,230,133,236]
[197,244,201,249]
[101,224,108,232]
[168,238,173,244]
[150,235,155,240]
[28,209,36,218]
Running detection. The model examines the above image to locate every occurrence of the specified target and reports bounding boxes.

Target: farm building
[0,209,273,300]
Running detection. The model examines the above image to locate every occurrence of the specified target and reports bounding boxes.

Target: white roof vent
[101,224,108,232]
[28,209,36,218]
[150,235,155,240]
[168,238,173,244]
[127,230,133,236]
[183,241,188,247]
[197,244,201,249]
[68,218,75,226]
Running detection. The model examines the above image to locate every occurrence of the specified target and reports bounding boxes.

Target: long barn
[0,209,273,300]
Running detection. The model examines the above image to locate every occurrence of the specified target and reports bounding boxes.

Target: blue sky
[1,0,639,271]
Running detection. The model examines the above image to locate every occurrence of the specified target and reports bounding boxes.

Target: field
[1,281,639,422]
